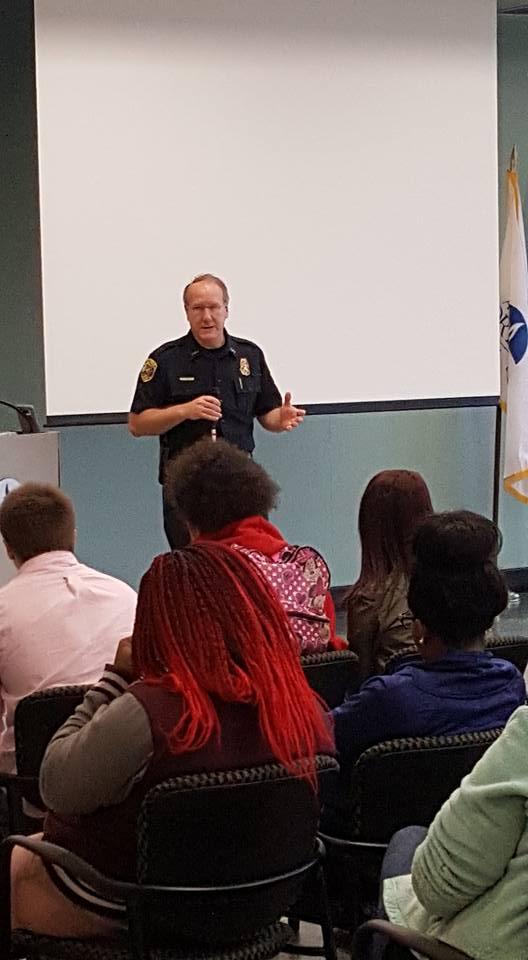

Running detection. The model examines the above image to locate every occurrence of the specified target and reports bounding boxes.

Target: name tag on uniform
[179,377,195,381]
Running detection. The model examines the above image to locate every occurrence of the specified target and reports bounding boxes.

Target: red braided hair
[132,544,333,781]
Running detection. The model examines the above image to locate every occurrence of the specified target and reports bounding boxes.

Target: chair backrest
[329,729,502,842]
[384,635,528,677]
[136,755,338,943]
[383,648,420,674]
[301,650,360,708]
[486,634,528,673]
[14,685,89,807]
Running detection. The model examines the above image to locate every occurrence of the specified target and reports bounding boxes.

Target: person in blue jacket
[331,510,525,763]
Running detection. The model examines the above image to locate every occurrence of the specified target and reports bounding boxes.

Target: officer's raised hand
[185,395,222,422]
[257,391,305,433]
[279,392,305,431]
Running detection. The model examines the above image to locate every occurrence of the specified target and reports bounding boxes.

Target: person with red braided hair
[8,544,334,939]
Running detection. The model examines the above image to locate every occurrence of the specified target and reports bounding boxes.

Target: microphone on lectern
[0,400,41,434]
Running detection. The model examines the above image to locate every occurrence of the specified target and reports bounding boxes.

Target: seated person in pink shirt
[0,483,137,773]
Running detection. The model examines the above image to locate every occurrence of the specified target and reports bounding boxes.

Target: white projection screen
[35,0,499,417]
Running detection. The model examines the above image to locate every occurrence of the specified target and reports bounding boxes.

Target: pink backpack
[234,544,331,653]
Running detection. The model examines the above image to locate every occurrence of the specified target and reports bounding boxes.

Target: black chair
[384,634,528,677]
[2,757,339,960]
[354,918,472,960]
[382,649,421,675]
[301,650,360,708]
[0,685,88,833]
[317,729,503,929]
[486,633,528,673]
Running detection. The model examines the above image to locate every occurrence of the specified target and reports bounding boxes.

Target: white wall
[35,0,499,415]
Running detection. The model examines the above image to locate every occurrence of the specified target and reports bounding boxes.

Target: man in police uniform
[129,273,305,546]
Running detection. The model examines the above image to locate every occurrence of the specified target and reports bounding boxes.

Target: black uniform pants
[162,484,191,550]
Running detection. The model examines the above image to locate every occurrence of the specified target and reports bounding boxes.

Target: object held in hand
[211,386,221,441]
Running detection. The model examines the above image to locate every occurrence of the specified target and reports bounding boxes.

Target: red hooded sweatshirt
[196,516,346,650]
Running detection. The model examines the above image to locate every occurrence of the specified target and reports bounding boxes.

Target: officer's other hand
[281,392,305,431]
[185,395,222,422]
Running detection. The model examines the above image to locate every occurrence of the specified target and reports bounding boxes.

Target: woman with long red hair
[10,544,334,938]
[346,470,433,680]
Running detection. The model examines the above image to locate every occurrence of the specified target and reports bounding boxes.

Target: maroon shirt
[44,683,322,879]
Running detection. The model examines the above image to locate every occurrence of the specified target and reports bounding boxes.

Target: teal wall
[58,406,494,588]
[0,2,45,434]
[2,7,528,589]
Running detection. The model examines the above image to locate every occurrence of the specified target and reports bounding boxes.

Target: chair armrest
[2,834,136,901]
[0,835,138,957]
[0,773,39,790]
[318,831,387,852]
[0,775,42,834]
[354,919,473,960]
[4,833,323,896]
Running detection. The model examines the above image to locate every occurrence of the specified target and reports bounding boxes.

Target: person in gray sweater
[8,544,333,939]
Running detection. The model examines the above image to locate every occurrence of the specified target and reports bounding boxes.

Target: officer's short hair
[183,274,230,309]
[167,439,279,534]
[0,482,75,562]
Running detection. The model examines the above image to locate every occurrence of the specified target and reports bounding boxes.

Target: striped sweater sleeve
[39,668,153,816]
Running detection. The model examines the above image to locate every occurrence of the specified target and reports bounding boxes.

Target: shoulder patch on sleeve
[140,358,158,383]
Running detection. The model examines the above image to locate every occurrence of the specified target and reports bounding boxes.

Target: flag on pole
[500,148,528,502]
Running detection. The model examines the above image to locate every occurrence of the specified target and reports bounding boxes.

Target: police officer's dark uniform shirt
[130,332,282,482]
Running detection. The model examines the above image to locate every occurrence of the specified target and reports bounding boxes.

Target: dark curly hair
[408,510,508,646]
[166,439,280,533]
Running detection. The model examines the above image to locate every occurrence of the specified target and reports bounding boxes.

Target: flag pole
[492,146,517,526]
[495,146,522,604]
[492,404,502,525]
